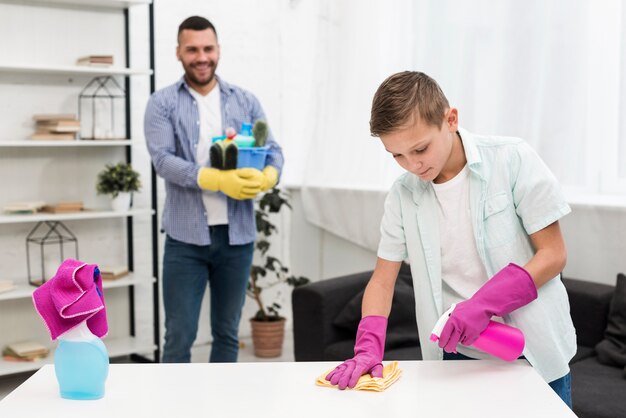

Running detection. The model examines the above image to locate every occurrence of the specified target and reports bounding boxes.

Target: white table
[0,360,575,417]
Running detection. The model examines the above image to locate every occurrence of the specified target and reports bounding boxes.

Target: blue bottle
[240,122,253,136]
[54,321,109,400]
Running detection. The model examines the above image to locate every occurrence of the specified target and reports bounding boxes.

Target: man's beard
[184,61,216,86]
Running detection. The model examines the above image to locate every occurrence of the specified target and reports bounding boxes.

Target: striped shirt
[144,76,284,246]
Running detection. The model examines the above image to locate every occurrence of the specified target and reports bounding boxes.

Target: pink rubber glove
[438,263,538,353]
[325,315,387,390]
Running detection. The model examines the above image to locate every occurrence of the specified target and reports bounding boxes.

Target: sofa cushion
[570,356,626,418]
[595,273,626,368]
[563,277,614,347]
[324,340,422,361]
[332,281,417,337]
[570,346,596,364]
[332,263,417,337]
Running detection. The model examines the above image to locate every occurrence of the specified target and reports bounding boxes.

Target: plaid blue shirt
[144,76,284,246]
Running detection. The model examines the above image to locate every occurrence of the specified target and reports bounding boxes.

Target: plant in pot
[248,187,310,358]
[96,162,141,212]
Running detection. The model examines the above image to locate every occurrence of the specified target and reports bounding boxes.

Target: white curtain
[300,0,626,250]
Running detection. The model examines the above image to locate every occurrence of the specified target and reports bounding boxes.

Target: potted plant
[96,162,141,212]
[248,188,310,357]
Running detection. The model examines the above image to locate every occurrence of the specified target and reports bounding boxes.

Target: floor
[0,331,295,401]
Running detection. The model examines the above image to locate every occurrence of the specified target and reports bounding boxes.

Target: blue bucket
[237,146,269,170]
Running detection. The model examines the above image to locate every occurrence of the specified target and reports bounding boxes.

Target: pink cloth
[32,259,108,340]
[325,315,387,390]
[438,263,537,353]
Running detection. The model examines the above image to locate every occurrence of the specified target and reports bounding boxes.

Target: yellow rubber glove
[260,166,279,192]
[197,167,263,200]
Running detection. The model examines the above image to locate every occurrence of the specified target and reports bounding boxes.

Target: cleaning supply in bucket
[210,123,270,170]
[430,304,525,361]
[32,259,109,400]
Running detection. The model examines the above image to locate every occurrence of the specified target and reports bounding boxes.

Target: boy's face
[380,108,461,183]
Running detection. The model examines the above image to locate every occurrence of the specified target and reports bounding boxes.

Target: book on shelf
[32,114,77,122]
[41,201,84,213]
[77,55,114,66]
[0,280,16,294]
[31,132,77,140]
[36,120,80,133]
[32,114,80,140]
[2,341,49,362]
[2,201,46,214]
[100,265,129,281]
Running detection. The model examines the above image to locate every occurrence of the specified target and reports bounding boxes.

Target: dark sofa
[292,266,626,418]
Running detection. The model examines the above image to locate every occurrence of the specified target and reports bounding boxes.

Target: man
[144,16,283,363]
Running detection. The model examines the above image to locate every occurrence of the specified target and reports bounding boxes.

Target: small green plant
[96,162,141,198]
[248,188,310,321]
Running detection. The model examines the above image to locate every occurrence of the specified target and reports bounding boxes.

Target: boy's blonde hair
[370,71,450,137]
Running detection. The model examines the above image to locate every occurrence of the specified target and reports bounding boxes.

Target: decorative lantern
[78,76,126,140]
[26,221,79,286]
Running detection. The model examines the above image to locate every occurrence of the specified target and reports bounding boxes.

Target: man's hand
[197,167,263,200]
[260,166,279,192]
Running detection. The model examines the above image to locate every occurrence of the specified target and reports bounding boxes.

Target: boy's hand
[437,263,537,353]
[325,316,387,390]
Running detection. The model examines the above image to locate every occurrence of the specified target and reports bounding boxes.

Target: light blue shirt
[378,127,576,382]
[144,76,284,246]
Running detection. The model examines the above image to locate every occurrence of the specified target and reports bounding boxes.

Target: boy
[325,71,575,407]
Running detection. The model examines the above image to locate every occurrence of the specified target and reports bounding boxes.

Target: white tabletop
[0,360,575,418]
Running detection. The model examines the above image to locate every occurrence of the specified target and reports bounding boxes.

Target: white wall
[144,0,626,352]
[289,190,626,288]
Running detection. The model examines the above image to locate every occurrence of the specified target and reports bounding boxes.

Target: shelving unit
[0,63,151,77]
[0,209,153,225]
[0,0,158,376]
[0,273,154,302]
[5,0,150,10]
[0,336,155,376]
[0,140,136,147]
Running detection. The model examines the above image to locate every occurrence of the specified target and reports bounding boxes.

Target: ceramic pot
[111,192,131,212]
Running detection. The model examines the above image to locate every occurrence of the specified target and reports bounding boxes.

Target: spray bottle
[430,304,525,362]
[54,320,109,400]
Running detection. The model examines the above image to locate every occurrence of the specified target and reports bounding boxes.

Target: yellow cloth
[197,167,263,200]
[315,361,402,392]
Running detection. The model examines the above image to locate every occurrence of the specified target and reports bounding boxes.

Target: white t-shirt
[189,86,228,226]
[433,164,499,359]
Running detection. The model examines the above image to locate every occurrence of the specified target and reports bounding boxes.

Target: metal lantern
[78,76,126,140]
[26,221,78,286]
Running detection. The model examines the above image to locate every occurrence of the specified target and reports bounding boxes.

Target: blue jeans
[161,227,254,363]
[443,351,572,408]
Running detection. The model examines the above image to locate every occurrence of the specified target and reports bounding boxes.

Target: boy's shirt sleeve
[377,184,408,262]
[510,142,571,235]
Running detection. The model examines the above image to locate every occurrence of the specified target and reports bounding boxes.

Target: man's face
[379,109,459,183]
[176,28,220,87]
